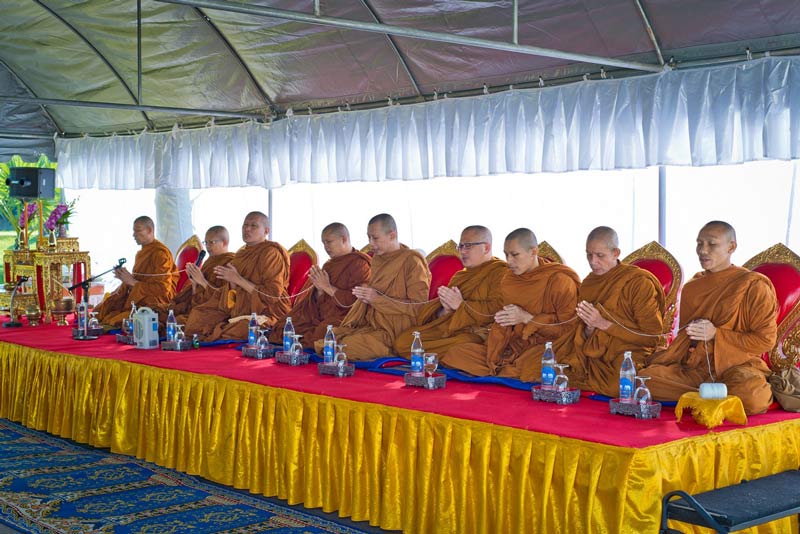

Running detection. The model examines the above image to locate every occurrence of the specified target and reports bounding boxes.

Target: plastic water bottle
[541,341,556,389]
[283,317,294,352]
[77,301,87,330]
[410,331,424,375]
[248,312,258,347]
[166,309,177,342]
[620,351,636,402]
[323,325,336,364]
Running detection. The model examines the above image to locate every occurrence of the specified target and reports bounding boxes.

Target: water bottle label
[411,354,423,373]
[620,377,634,399]
[541,366,556,386]
[248,330,257,346]
[323,343,335,363]
[166,325,175,342]
[283,335,292,352]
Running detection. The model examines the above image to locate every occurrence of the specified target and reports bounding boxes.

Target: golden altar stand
[1,237,91,322]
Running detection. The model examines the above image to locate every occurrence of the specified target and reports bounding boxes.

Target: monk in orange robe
[184,212,290,341]
[95,215,178,327]
[315,213,430,360]
[642,221,777,414]
[547,226,665,397]
[393,225,507,357]
[440,228,580,381]
[271,222,371,345]
[157,226,235,323]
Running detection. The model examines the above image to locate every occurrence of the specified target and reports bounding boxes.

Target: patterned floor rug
[0,419,375,534]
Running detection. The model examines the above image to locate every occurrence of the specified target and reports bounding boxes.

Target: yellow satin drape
[0,340,798,534]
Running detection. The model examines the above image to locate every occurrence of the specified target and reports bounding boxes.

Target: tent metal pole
[658,165,667,245]
[0,95,265,120]
[137,0,143,105]
[268,189,274,238]
[513,0,519,45]
[156,0,664,73]
[632,0,664,66]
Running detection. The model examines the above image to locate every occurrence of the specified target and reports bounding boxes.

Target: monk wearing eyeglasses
[532,226,665,396]
[184,212,290,341]
[393,225,507,358]
[95,215,178,327]
[272,222,371,345]
[439,228,580,381]
[641,221,777,414]
[315,213,430,360]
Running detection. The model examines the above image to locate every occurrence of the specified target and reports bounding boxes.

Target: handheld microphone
[195,250,207,266]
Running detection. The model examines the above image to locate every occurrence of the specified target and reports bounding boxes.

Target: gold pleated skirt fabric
[1,341,798,534]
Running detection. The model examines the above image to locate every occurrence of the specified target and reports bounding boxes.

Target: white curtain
[55,56,800,190]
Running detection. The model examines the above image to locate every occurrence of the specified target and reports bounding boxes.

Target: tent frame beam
[0,57,64,135]
[155,0,664,73]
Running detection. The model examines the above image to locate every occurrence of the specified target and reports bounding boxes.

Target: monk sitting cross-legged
[315,213,430,360]
[95,215,178,328]
[184,212,290,341]
[393,225,507,358]
[440,228,580,381]
[271,222,371,345]
[537,226,665,397]
[641,221,778,415]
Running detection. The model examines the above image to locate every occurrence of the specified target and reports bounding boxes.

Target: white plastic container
[133,307,159,349]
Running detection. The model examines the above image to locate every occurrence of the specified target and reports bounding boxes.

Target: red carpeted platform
[1,322,797,449]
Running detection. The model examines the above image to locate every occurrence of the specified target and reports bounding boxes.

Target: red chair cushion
[176,246,200,292]
[631,258,673,296]
[752,263,800,324]
[289,251,314,305]
[428,255,464,300]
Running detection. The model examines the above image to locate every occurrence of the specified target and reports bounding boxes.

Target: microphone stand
[68,262,122,340]
[3,277,29,328]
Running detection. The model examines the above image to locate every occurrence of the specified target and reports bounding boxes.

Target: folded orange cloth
[675,392,747,429]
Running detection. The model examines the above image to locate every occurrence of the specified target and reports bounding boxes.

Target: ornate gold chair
[538,241,563,264]
[288,239,318,305]
[175,235,202,292]
[360,244,373,256]
[622,241,682,340]
[426,240,463,300]
[743,243,800,370]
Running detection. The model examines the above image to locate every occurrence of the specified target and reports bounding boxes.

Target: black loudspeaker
[6,167,56,199]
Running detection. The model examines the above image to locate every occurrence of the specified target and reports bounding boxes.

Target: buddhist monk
[271,222,371,345]
[157,226,236,324]
[642,221,777,414]
[393,225,507,357]
[545,226,665,397]
[184,212,290,341]
[314,213,430,360]
[95,215,178,327]
[440,228,581,381]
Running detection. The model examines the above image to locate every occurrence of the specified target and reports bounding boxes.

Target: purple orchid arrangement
[44,201,75,231]
[18,203,38,229]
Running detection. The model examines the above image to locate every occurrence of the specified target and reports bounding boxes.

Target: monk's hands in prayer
[686,319,717,341]
[113,266,137,287]
[214,264,249,292]
[352,286,378,304]
[185,263,209,289]
[438,286,463,313]
[494,304,533,327]
[308,266,334,297]
[576,300,612,336]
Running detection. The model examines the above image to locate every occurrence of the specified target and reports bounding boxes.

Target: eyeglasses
[203,239,220,245]
[457,241,488,251]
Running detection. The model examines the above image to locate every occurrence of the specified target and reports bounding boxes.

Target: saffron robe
[315,246,430,360]
[642,266,777,415]
[155,252,236,323]
[95,239,178,327]
[393,258,508,357]
[440,260,581,381]
[550,262,665,396]
[185,240,290,341]
[271,248,372,345]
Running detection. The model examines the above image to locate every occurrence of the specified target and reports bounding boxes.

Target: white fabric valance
[55,56,800,190]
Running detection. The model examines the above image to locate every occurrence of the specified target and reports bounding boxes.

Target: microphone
[17,275,29,284]
[195,250,207,266]
[115,258,127,269]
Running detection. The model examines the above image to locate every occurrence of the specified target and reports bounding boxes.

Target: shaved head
[246,211,269,227]
[205,225,229,244]
[133,215,154,231]
[505,228,538,250]
[462,225,492,245]
[701,220,736,242]
[323,222,350,240]
[242,211,270,246]
[586,226,619,250]
[368,213,397,234]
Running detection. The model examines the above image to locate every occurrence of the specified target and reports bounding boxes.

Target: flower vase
[48,229,57,249]
[57,224,68,238]
[18,228,28,251]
